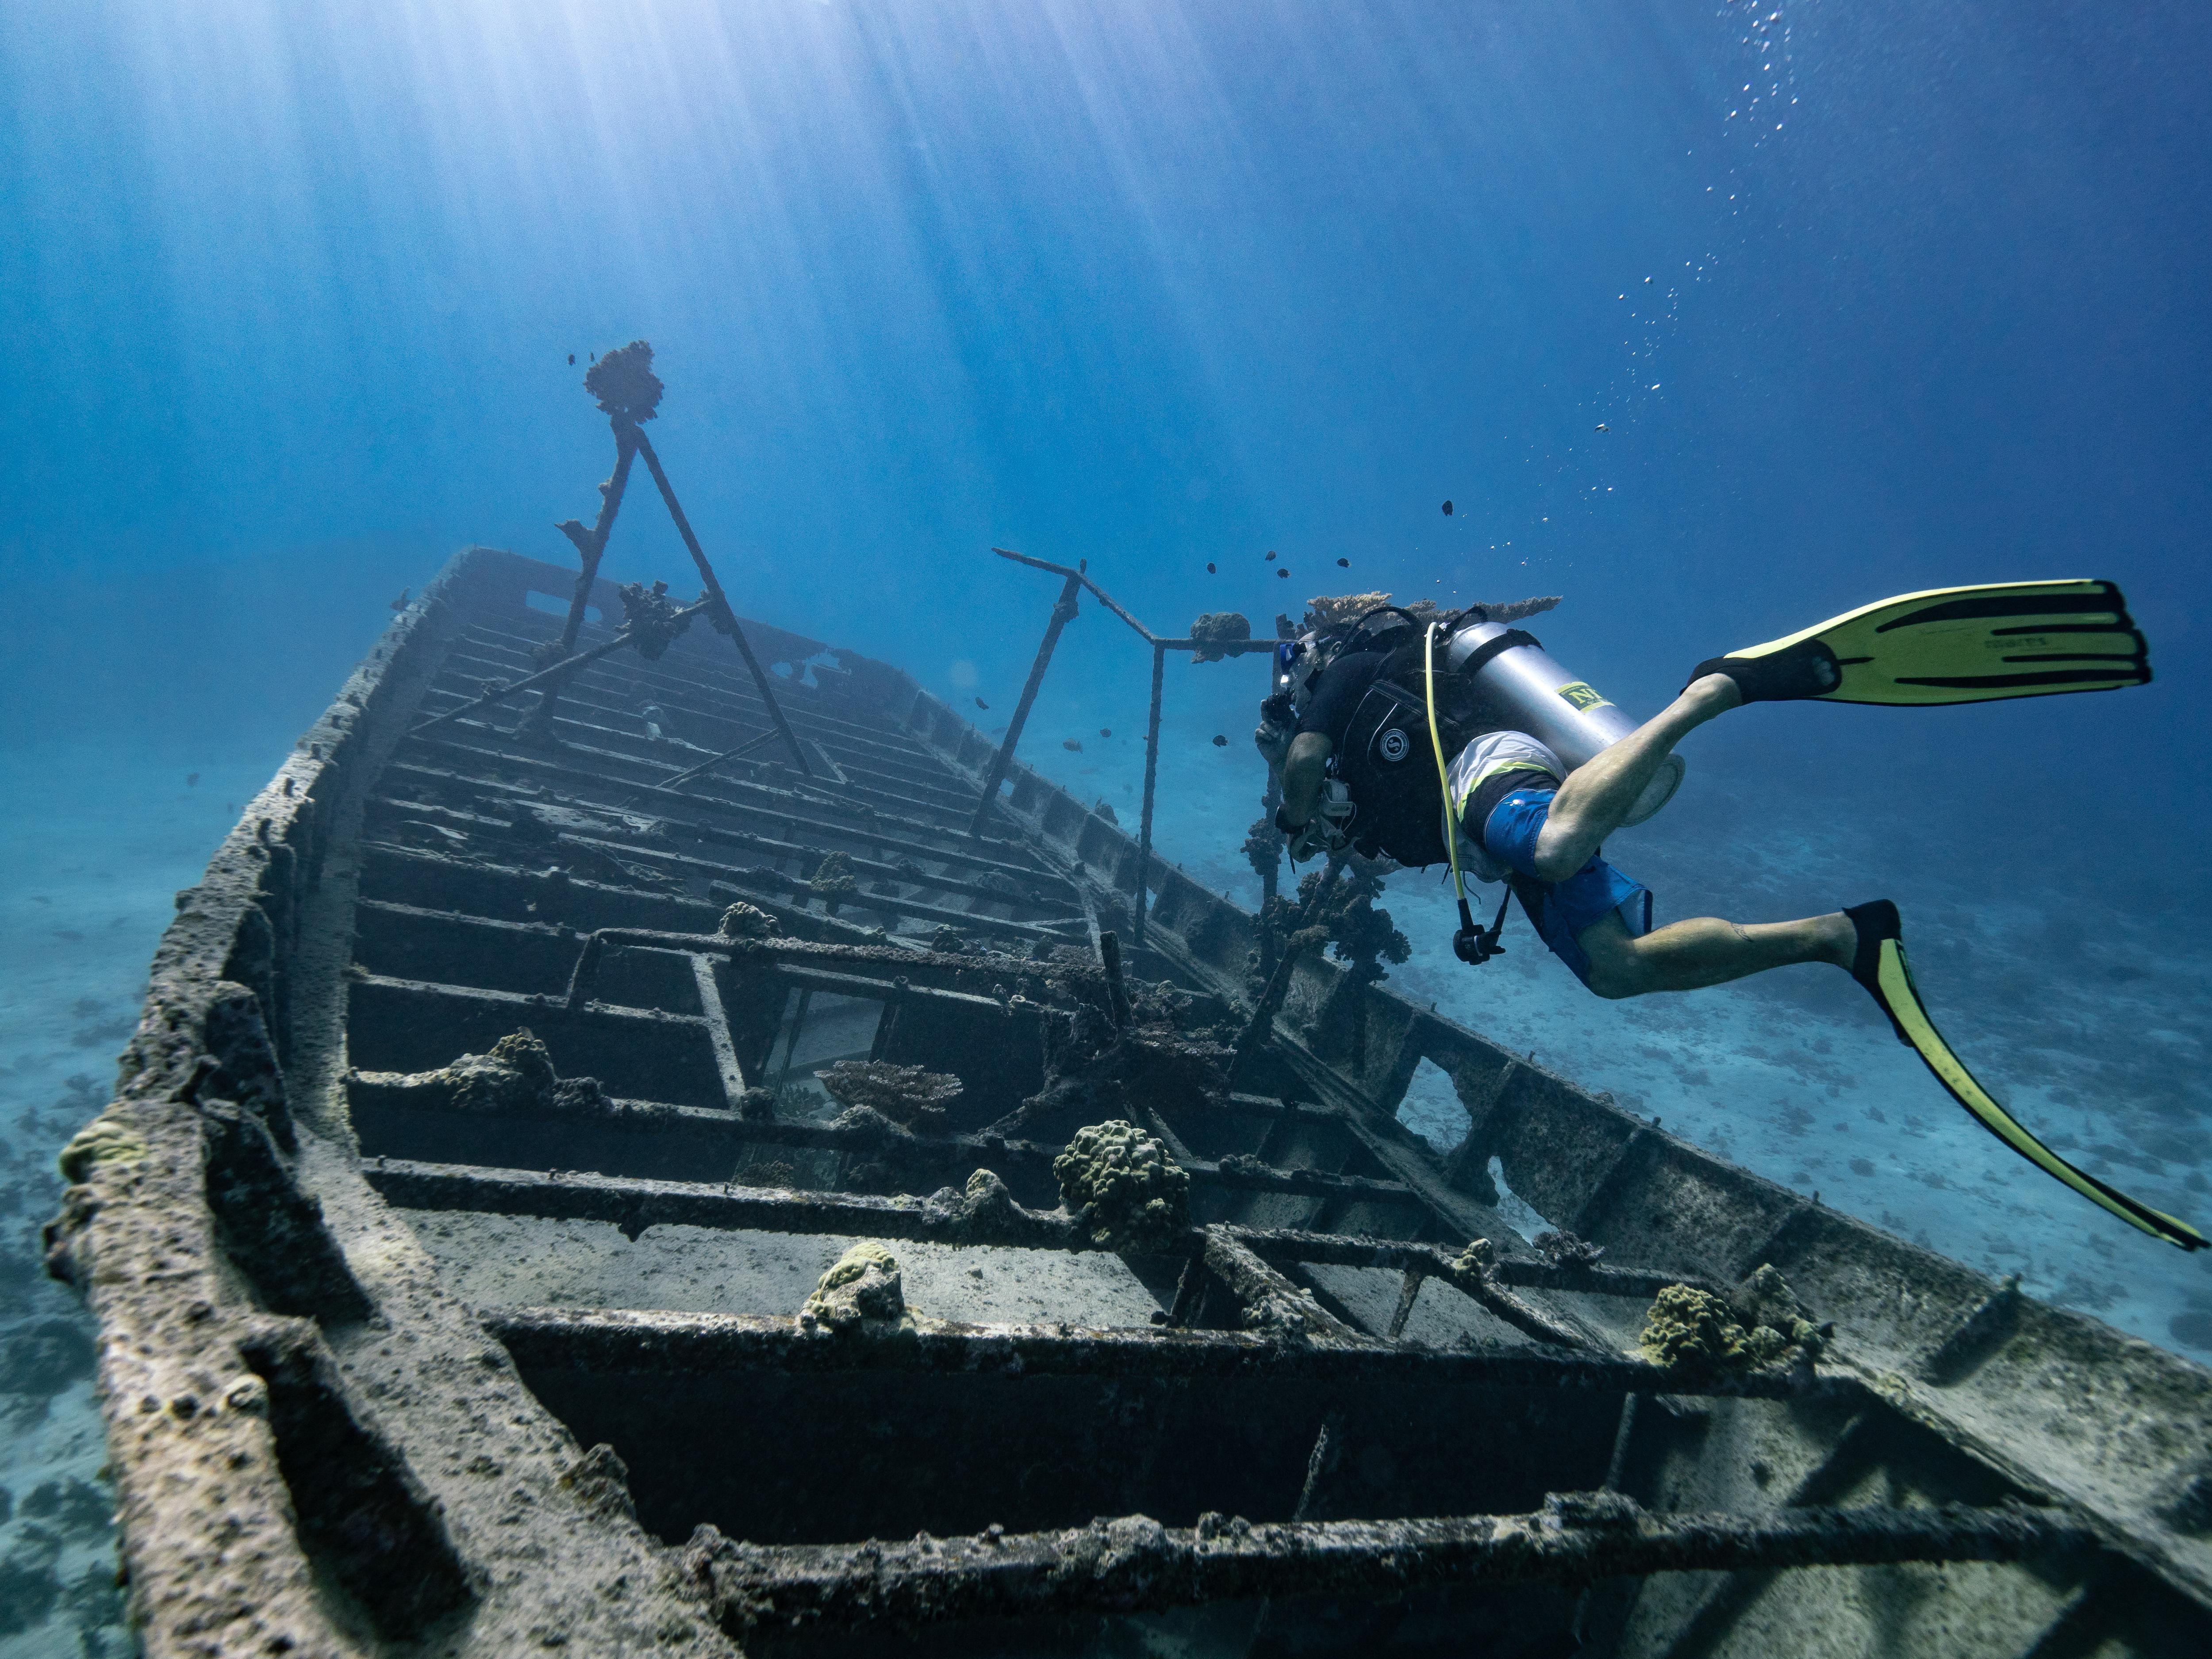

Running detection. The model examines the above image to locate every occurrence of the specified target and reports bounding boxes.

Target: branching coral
[1299,864,1409,984]
[1299,591,1561,633]
[584,340,664,423]
[1241,815,1282,883]
[816,1060,964,1132]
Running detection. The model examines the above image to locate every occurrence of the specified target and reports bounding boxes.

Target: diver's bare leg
[1529,674,1738,881]
[1578,910,1855,1001]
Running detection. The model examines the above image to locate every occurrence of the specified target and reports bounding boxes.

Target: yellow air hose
[1424,622,1467,914]
[1427,622,1503,964]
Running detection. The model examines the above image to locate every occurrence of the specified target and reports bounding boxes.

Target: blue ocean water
[1,1,2207,1645]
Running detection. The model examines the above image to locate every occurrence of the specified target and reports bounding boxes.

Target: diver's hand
[1253,721,1291,768]
[1283,782,1356,861]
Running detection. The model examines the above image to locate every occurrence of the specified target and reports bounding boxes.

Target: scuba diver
[1257,581,2203,1251]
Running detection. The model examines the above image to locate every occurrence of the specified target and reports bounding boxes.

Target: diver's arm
[1277,732,1333,828]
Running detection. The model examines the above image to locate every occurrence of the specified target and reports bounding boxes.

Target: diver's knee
[1582,959,1646,1000]
[1530,841,1586,884]
[1578,933,1651,1000]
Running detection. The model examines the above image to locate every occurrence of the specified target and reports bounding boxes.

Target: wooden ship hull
[48,542,2212,1656]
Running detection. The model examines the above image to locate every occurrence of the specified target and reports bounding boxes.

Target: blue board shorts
[1480,788,1653,987]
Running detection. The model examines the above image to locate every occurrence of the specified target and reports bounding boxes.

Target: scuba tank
[1438,618,1684,826]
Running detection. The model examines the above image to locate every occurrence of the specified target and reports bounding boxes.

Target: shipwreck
[47,350,2212,1655]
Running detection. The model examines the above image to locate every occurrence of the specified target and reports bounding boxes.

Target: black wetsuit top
[1294,650,1391,742]
[1296,645,1553,866]
[1295,648,1491,866]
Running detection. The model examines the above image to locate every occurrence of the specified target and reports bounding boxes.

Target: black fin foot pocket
[1844,899,1908,1043]
[1691,636,1843,703]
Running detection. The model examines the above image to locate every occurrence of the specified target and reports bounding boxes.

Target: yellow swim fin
[1845,902,2205,1252]
[1697,579,2151,706]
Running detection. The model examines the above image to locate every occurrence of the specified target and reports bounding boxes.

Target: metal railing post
[968,571,1082,837]
[1133,638,1166,948]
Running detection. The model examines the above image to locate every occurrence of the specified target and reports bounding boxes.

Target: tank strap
[1456,627,1543,682]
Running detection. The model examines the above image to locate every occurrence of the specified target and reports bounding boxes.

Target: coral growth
[1302,591,1432,633]
[922,1167,1023,1241]
[1637,1268,1824,1374]
[1300,591,1562,634]
[584,340,664,423]
[1298,864,1410,984]
[810,851,859,914]
[1189,611,1253,663]
[1450,1237,1496,1279]
[56,1118,146,1183]
[799,1240,906,1332]
[395,1029,607,1117]
[815,1061,964,1133]
[1534,1229,1605,1269]
[1241,815,1282,883]
[617,579,692,660]
[718,902,782,940]
[1053,1120,1190,1252]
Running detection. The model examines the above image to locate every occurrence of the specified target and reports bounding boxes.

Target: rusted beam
[371,1160,1083,1249]
[1201,1226,1367,1347]
[990,547,1156,643]
[650,727,783,793]
[679,1497,2089,1635]
[1225,1226,1732,1307]
[690,955,752,1107]
[407,716,1059,880]
[410,599,710,735]
[628,425,813,778]
[479,1303,1825,1399]
[971,569,1083,836]
[1226,1229,1584,1350]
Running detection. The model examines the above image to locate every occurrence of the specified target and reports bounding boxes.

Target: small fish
[1063,738,1083,752]
[1212,734,1229,747]
[391,588,411,611]
[1099,727,1111,738]
[1206,561,1217,574]
[590,350,598,361]
[186,772,199,787]
[1265,549,1276,561]
[1276,568,1289,578]
[1595,422,1609,433]
[567,353,576,365]
[1336,557,1349,567]
[1442,500,1454,516]
[975,696,990,710]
